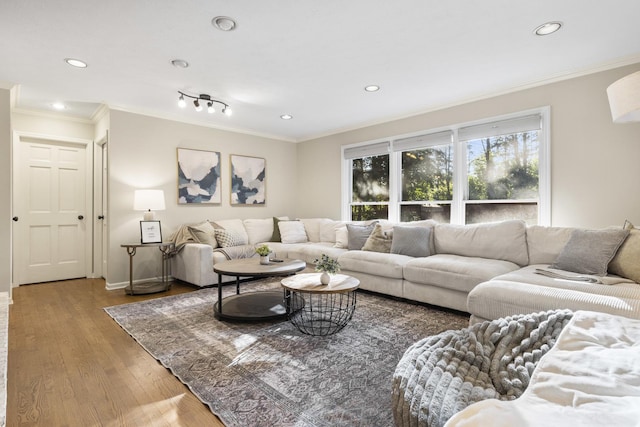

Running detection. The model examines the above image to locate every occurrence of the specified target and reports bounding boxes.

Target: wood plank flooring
[7,278,225,426]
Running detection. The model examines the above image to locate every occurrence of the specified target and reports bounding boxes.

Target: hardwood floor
[8,278,225,426]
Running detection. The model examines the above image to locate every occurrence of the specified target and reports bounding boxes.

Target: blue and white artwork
[230,155,266,205]
[177,148,221,204]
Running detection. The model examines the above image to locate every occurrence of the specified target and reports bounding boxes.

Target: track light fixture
[177,91,232,116]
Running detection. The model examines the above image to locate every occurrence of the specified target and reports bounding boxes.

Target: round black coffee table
[213,258,306,321]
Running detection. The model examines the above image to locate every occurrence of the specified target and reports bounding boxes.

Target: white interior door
[15,137,89,284]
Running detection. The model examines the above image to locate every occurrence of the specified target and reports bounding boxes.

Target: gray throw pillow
[391,226,432,257]
[550,228,630,276]
[346,223,376,250]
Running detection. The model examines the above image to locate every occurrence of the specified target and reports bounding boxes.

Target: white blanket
[444,310,640,427]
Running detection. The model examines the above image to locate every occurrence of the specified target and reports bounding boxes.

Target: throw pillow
[187,221,218,248]
[608,220,640,282]
[550,228,630,276]
[278,220,308,244]
[362,223,393,253]
[346,223,376,250]
[333,226,349,248]
[271,217,284,242]
[214,228,248,248]
[391,226,432,257]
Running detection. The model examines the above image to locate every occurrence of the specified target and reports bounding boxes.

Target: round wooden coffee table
[281,273,360,336]
[213,258,306,321]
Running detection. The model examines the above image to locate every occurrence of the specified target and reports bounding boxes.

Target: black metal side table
[281,273,360,336]
[121,242,174,295]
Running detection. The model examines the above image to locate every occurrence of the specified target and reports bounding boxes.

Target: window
[343,109,549,225]
[345,142,390,221]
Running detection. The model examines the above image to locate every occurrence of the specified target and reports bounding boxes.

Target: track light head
[178,94,186,108]
[177,91,231,117]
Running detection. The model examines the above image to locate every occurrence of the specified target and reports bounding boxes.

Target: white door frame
[94,132,108,279]
[12,130,94,286]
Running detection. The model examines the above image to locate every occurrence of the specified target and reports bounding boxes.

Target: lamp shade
[134,189,166,213]
[606,70,640,123]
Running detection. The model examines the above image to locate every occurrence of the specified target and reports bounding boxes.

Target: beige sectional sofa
[170,217,640,322]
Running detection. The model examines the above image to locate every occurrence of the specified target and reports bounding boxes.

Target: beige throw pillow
[187,221,218,248]
[609,221,640,282]
[362,223,392,253]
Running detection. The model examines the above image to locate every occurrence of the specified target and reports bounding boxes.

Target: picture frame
[177,148,222,204]
[140,220,162,244]
[230,154,266,205]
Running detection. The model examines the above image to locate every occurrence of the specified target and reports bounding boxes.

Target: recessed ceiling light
[280,114,293,120]
[212,16,237,32]
[533,21,562,36]
[171,59,189,68]
[52,102,66,110]
[64,58,87,68]
[364,85,380,92]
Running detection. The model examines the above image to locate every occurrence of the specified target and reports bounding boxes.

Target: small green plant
[255,244,271,256]
[313,254,341,274]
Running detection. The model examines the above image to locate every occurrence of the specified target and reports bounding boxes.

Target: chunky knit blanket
[392,309,574,427]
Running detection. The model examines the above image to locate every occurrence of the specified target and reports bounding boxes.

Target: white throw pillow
[333,226,349,248]
[278,221,309,244]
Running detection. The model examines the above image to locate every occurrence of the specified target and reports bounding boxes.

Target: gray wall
[297,63,640,228]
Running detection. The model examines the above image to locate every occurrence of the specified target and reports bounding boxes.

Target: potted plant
[313,254,340,285]
[255,244,271,265]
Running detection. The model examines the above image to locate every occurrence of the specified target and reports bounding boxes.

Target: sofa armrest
[171,243,217,287]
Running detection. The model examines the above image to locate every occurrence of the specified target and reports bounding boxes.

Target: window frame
[342,107,551,225]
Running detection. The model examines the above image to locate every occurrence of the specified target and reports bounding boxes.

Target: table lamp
[134,189,166,220]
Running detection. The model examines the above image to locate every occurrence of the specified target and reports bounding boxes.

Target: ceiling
[1,1,640,142]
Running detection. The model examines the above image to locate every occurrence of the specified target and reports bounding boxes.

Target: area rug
[105,280,469,427]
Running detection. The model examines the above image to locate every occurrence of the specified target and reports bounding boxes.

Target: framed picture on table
[140,220,162,244]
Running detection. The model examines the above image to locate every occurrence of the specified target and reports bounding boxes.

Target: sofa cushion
[187,221,218,248]
[347,223,376,250]
[551,228,629,276]
[391,225,431,257]
[526,225,574,265]
[319,220,345,243]
[434,220,528,266]
[279,220,308,244]
[299,218,332,243]
[284,242,347,264]
[609,221,640,282]
[339,250,413,279]
[362,223,393,253]
[243,218,273,244]
[403,254,520,293]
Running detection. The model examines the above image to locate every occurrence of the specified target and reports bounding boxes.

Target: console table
[121,242,174,295]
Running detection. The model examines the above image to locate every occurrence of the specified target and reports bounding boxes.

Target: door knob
[78,215,84,220]
[98,215,105,220]
[12,217,18,222]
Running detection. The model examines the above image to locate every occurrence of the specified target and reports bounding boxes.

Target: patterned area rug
[104,280,469,427]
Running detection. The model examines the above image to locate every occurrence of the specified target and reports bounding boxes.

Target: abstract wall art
[177,148,221,204]
[230,154,266,205]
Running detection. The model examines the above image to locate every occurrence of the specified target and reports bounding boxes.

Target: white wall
[0,89,11,297]
[297,63,640,228]
[106,110,297,286]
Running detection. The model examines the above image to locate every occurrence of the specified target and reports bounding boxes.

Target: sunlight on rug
[104,280,469,427]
